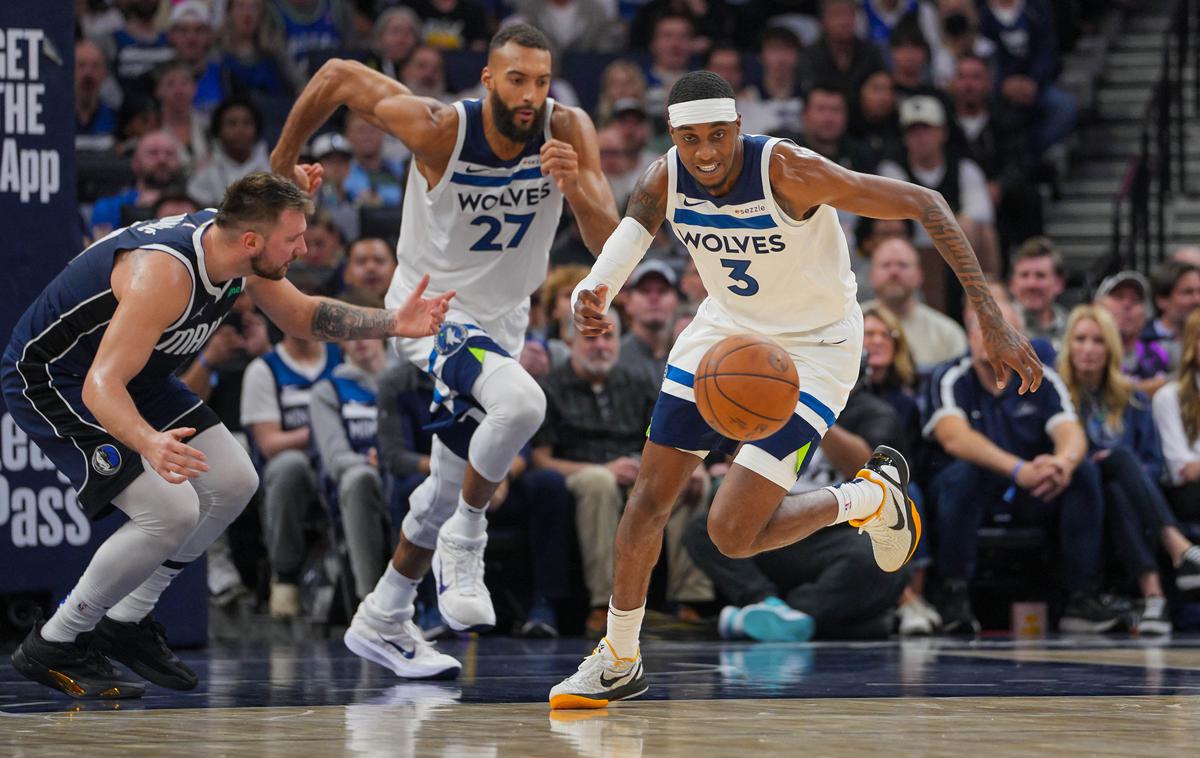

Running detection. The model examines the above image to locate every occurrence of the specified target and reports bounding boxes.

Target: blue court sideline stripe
[800,391,837,428]
[450,167,543,187]
[665,364,694,387]
[673,208,777,230]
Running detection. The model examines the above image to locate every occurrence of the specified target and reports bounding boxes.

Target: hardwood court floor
[3,636,1199,756]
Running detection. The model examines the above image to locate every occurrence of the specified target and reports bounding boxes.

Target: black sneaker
[92,615,198,691]
[939,581,981,636]
[11,619,144,699]
[1175,546,1200,594]
[1059,592,1121,633]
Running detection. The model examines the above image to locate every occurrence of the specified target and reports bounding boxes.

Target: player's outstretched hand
[145,427,209,484]
[290,163,324,195]
[540,139,579,194]
[981,316,1043,394]
[392,274,455,337]
[574,284,612,337]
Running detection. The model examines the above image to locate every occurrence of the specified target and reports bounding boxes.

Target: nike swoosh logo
[383,639,416,659]
[438,568,449,594]
[599,661,640,688]
[681,198,707,207]
[464,165,492,173]
[819,338,848,345]
[888,493,908,531]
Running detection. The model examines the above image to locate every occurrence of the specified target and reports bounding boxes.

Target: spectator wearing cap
[218,0,302,99]
[187,97,271,206]
[739,26,804,137]
[977,0,1077,159]
[102,0,175,102]
[76,40,118,153]
[798,0,885,102]
[618,261,680,389]
[951,54,1041,254]
[531,315,713,635]
[1095,271,1171,397]
[343,111,406,208]
[877,95,999,314]
[1144,261,1200,373]
[512,0,621,56]
[1009,237,1068,354]
[1173,245,1200,269]
[310,131,360,241]
[167,0,226,113]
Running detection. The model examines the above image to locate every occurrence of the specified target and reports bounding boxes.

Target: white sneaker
[432,531,495,632]
[549,638,647,710]
[344,597,462,680]
[898,595,941,636]
[850,445,921,573]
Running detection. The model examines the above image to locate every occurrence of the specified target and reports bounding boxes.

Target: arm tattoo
[625,174,666,234]
[921,205,1000,322]
[311,300,393,340]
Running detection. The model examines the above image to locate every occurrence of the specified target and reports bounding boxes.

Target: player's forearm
[565,177,620,256]
[305,298,394,341]
[82,374,159,455]
[918,194,1003,326]
[1049,422,1087,469]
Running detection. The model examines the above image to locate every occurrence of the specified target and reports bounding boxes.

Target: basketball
[694,335,800,441]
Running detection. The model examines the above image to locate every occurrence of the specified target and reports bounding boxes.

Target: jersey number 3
[469,213,535,252]
[720,259,760,296]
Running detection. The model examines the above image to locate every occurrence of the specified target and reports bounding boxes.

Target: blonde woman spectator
[1153,309,1200,518]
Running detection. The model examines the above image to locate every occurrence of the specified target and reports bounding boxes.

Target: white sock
[41,577,122,643]
[825,476,888,525]
[604,599,645,659]
[107,562,183,623]
[445,494,487,540]
[366,563,420,620]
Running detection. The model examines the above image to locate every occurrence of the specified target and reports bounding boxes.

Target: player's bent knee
[706,517,755,559]
[157,487,202,543]
[223,452,260,505]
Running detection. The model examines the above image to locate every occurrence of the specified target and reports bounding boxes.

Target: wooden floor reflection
[5,695,1199,757]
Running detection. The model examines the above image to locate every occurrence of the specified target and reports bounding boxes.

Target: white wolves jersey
[386,98,563,322]
[665,135,857,334]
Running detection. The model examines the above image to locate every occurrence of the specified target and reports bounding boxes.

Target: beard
[490,90,545,143]
[250,253,289,281]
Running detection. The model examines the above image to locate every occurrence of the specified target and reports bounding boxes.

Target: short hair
[1012,236,1065,278]
[668,71,735,106]
[210,96,262,140]
[154,59,194,85]
[806,80,848,103]
[889,16,929,52]
[152,193,200,216]
[1150,259,1200,300]
[759,26,801,51]
[703,43,741,69]
[215,173,312,231]
[489,22,550,53]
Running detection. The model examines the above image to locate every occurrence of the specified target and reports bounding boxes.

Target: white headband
[667,97,737,128]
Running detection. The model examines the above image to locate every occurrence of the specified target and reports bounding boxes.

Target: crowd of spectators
[70,0,1200,641]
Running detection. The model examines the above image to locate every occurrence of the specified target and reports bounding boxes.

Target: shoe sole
[343,629,461,680]
[1137,620,1172,636]
[11,648,145,699]
[717,606,741,640]
[1059,617,1121,633]
[549,679,648,710]
[739,608,814,643]
[438,603,495,634]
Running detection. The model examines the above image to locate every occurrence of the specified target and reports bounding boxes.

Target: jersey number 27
[469,213,535,252]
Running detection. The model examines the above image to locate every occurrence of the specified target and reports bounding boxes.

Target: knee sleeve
[468,360,546,483]
[113,468,201,545]
[401,439,467,549]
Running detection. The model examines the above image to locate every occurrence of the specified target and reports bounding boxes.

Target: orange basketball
[694,335,800,441]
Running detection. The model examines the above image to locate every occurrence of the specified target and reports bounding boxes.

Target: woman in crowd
[219,0,302,98]
[1153,309,1200,520]
[1060,306,1200,635]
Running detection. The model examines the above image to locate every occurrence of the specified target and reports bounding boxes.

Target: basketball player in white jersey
[550,72,1044,708]
[270,24,619,678]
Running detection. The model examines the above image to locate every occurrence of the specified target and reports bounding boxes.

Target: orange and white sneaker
[849,445,922,573]
[548,638,647,710]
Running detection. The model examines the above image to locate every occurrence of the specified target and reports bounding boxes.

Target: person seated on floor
[531,315,713,636]
[1152,309,1200,524]
[1058,305,1200,636]
[923,296,1120,635]
[685,370,910,642]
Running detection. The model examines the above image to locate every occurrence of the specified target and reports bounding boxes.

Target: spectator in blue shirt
[343,112,406,208]
[219,0,303,99]
[1059,305,1200,635]
[976,0,1076,159]
[90,130,185,238]
[923,297,1118,635]
[75,40,117,152]
[167,1,226,113]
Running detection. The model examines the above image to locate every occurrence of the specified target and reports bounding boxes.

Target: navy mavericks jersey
[3,209,244,389]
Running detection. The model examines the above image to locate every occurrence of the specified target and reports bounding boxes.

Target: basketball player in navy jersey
[1,173,453,698]
[550,72,1044,708]
[270,24,619,678]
